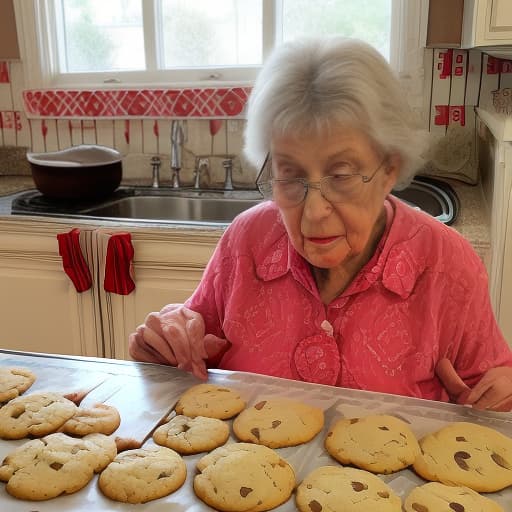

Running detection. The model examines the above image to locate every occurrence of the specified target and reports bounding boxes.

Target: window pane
[160,0,262,68]
[61,0,145,72]
[281,0,391,61]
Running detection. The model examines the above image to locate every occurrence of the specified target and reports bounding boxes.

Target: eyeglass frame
[255,153,389,206]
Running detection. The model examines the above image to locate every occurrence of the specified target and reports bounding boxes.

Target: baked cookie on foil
[404,482,504,512]
[60,403,121,436]
[98,446,186,504]
[325,414,420,474]
[0,367,36,403]
[194,442,295,512]
[153,414,229,454]
[233,397,324,448]
[413,421,512,492]
[0,392,77,439]
[296,465,402,512]
[175,383,245,419]
[0,432,117,500]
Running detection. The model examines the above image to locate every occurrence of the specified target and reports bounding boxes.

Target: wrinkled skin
[128,304,229,380]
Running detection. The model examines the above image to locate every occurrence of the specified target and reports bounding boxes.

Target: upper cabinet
[462,0,512,53]
[0,0,20,59]
[427,0,464,48]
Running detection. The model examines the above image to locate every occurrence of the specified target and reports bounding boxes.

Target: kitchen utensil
[27,145,123,199]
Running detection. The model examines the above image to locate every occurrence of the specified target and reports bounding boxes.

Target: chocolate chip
[251,428,260,439]
[181,424,190,432]
[455,436,467,442]
[350,481,368,492]
[50,462,63,470]
[491,452,511,470]
[378,426,389,431]
[308,499,322,512]
[254,401,267,410]
[449,503,465,512]
[272,420,281,428]
[377,491,389,498]
[327,432,333,437]
[350,418,359,424]
[240,487,253,497]
[454,451,471,470]
[412,504,429,512]
[158,471,170,479]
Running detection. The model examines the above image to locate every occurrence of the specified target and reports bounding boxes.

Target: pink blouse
[186,196,512,401]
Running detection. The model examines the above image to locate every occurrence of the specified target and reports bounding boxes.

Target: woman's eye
[330,162,355,174]
[275,166,300,179]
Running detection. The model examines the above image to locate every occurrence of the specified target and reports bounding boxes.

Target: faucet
[150,156,161,188]
[194,157,210,189]
[223,158,234,190]
[170,120,184,188]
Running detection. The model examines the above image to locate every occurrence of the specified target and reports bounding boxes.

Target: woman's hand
[436,358,512,412]
[128,304,229,380]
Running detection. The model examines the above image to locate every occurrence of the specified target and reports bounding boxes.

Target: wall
[1,48,512,186]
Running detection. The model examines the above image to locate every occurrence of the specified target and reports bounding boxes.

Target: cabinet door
[0,0,20,59]
[0,220,101,356]
[464,0,512,46]
[95,228,222,360]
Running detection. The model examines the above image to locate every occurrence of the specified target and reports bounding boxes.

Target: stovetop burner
[11,189,129,217]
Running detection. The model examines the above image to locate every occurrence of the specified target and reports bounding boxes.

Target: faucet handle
[222,158,234,190]
[151,156,161,188]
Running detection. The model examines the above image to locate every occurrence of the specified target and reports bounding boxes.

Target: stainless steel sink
[81,195,262,223]
[9,176,458,225]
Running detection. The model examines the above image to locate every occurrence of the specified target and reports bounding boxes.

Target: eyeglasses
[256,154,388,208]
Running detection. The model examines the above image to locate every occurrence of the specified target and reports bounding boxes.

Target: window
[15,0,424,88]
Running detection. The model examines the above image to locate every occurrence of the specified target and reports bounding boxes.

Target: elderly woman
[130,37,512,411]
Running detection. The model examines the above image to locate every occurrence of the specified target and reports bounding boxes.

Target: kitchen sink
[8,176,458,225]
[80,195,262,223]
[391,176,459,225]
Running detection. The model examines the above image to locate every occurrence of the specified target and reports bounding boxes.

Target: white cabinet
[462,0,512,53]
[0,218,221,359]
[94,227,221,360]
[476,108,512,346]
[0,218,100,356]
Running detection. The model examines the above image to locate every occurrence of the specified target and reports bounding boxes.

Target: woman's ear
[382,152,402,193]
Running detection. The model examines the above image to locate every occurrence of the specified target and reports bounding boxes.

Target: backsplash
[1,49,512,186]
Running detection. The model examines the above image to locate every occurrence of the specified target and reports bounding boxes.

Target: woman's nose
[302,184,332,220]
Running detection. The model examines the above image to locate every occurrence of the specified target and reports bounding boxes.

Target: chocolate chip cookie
[413,421,512,492]
[153,414,229,454]
[194,442,296,511]
[296,465,402,512]
[175,383,245,419]
[325,414,420,474]
[233,397,324,448]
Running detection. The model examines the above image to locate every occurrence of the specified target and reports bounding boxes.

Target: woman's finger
[469,375,512,410]
[435,358,471,403]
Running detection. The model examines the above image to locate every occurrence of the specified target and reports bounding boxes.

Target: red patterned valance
[22,87,251,119]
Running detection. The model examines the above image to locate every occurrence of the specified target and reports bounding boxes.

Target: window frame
[14,0,427,90]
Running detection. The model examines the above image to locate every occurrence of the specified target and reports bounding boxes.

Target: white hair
[244,37,428,189]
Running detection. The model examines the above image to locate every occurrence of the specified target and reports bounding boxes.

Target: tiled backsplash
[1,49,512,187]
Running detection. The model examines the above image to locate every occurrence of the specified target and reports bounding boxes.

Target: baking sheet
[1,351,512,510]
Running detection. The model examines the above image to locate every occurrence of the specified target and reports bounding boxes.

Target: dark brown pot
[27,145,123,199]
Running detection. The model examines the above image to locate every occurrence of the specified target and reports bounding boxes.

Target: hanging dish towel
[103,232,135,295]
[57,228,92,292]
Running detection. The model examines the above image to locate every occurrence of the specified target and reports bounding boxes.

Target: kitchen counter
[1,349,511,510]
[0,174,491,260]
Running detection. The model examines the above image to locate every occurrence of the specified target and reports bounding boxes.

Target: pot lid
[27,144,122,167]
